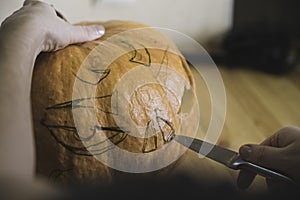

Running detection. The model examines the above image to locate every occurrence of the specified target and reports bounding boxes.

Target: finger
[260,131,280,146]
[237,169,256,189]
[239,144,283,169]
[260,126,300,147]
[68,25,105,44]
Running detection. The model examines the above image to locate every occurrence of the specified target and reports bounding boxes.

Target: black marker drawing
[42,41,176,161]
[156,116,175,143]
[73,68,110,86]
[40,117,128,156]
[46,94,117,115]
[155,47,169,78]
[121,40,151,67]
[142,121,158,153]
[142,111,176,153]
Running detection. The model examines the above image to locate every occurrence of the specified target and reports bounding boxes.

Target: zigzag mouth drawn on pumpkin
[40,117,128,156]
[40,112,175,155]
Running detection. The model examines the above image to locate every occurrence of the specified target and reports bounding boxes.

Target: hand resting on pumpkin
[1,0,105,53]
[0,0,104,198]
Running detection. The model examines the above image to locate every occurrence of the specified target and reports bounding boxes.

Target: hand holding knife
[175,135,296,185]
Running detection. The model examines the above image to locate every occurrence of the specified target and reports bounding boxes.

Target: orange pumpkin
[31,20,198,185]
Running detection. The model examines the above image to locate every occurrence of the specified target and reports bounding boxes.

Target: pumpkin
[31,20,199,185]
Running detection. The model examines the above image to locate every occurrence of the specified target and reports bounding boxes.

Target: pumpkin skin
[31,20,198,185]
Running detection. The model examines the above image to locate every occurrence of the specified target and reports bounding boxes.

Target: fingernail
[240,145,251,159]
[94,25,105,37]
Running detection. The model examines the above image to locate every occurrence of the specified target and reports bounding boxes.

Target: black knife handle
[231,156,296,185]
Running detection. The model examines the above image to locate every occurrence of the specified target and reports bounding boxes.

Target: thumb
[239,144,283,170]
[69,25,105,44]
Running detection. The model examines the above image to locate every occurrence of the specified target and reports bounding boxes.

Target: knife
[175,135,295,184]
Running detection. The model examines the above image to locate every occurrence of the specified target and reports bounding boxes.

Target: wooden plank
[238,69,300,128]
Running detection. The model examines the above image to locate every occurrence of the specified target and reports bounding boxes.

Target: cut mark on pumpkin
[142,121,158,153]
[155,115,175,143]
[120,40,151,67]
[141,111,176,153]
[128,83,178,128]
[72,69,110,86]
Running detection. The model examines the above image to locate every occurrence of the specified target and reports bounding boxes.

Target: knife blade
[175,135,295,184]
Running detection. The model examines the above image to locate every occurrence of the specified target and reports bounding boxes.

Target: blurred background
[1,0,300,194]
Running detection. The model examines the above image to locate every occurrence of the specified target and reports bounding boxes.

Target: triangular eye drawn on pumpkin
[120,40,151,67]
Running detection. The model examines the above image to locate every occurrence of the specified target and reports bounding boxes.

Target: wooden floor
[171,64,300,194]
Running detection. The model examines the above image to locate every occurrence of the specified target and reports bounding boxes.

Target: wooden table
[171,65,300,194]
